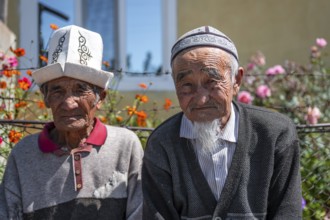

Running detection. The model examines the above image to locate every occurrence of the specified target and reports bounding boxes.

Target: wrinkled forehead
[44,76,95,90]
[172,46,232,70]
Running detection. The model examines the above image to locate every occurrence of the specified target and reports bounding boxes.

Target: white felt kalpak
[33,25,113,89]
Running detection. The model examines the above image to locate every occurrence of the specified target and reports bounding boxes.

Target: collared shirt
[180,103,239,200]
[38,117,107,190]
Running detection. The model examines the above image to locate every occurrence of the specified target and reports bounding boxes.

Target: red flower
[18,77,32,91]
[10,47,25,57]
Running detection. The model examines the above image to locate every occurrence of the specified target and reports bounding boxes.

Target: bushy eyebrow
[77,82,92,90]
[175,70,193,82]
[48,84,62,92]
[200,67,222,80]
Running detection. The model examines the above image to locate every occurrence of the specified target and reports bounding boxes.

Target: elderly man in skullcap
[0,25,143,220]
[142,26,302,219]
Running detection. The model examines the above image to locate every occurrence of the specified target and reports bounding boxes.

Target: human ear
[233,67,244,95]
[96,90,107,110]
[40,84,50,108]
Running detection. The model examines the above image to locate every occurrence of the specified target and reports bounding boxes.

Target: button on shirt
[180,103,239,200]
[38,118,107,191]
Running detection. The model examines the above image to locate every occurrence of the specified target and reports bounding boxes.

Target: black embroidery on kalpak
[51,32,67,64]
[78,31,92,65]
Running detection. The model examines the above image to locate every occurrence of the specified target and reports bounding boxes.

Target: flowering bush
[238,39,330,219]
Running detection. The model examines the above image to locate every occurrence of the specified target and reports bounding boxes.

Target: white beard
[192,119,221,154]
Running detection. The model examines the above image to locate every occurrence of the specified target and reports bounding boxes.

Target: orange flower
[136,110,147,127]
[2,70,12,77]
[103,61,110,68]
[50,24,59,30]
[126,106,137,116]
[138,83,147,89]
[99,116,107,123]
[116,116,123,123]
[163,98,172,111]
[18,77,31,91]
[135,94,149,103]
[40,55,48,63]
[8,129,23,143]
[2,69,20,78]
[37,100,46,109]
[10,47,25,57]
[26,69,32,76]
[15,101,28,109]
[0,81,7,89]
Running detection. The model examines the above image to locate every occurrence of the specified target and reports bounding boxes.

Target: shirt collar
[180,103,239,143]
[38,118,107,154]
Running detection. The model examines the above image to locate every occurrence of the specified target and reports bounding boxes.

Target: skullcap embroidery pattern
[78,31,92,65]
[51,32,67,64]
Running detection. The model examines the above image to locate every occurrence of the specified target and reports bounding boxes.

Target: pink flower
[305,107,321,125]
[266,65,285,76]
[249,51,266,66]
[247,63,255,71]
[237,91,253,104]
[256,85,271,98]
[0,136,3,144]
[7,56,18,68]
[316,38,327,48]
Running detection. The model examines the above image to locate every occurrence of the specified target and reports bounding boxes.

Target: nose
[61,95,79,110]
[195,86,210,106]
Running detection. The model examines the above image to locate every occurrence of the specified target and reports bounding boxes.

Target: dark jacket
[142,102,302,220]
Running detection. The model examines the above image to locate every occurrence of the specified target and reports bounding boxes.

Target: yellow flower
[126,106,137,116]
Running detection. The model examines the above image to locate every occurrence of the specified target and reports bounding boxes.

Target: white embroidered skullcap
[32,25,113,89]
[171,26,238,63]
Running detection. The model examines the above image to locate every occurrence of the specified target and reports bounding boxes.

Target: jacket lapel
[213,102,251,218]
[180,126,218,213]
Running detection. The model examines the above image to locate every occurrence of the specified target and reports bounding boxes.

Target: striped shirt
[180,103,239,200]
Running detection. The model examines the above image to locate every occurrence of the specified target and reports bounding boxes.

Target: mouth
[60,115,83,120]
[191,106,218,111]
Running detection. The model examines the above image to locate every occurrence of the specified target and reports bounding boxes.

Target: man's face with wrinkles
[43,77,102,132]
[172,47,241,124]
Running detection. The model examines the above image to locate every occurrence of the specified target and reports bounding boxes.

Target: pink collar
[38,118,107,154]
